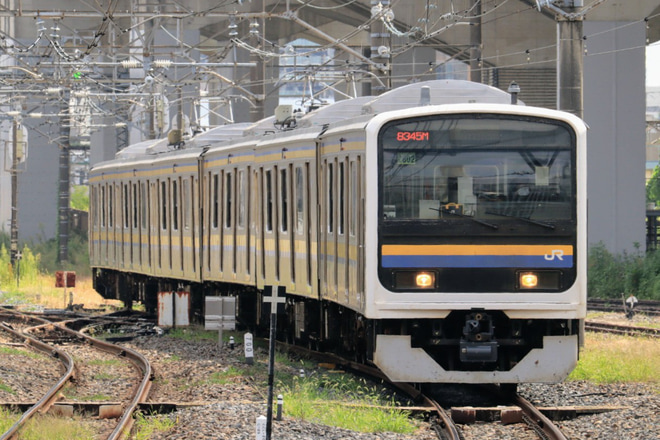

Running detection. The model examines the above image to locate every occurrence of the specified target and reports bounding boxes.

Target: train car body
[89,80,587,384]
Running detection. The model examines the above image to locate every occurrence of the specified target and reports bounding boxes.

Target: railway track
[0,308,153,440]
[584,320,660,338]
[588,298,660,316]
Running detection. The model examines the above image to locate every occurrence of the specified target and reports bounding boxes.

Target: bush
[0,243,40,288]
[588,242,660,301]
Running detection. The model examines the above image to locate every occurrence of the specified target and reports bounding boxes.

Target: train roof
[361,80,514,114]
[110,80,517,160]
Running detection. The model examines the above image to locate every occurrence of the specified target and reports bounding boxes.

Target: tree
[646,165,660,207]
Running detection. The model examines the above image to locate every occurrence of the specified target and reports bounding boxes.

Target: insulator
[153,59,172,69]
[121,60,141,69]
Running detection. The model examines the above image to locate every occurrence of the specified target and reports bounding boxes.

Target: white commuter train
[89,80,587,384]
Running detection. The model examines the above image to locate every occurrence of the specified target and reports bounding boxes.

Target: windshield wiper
[485,211,555,230]
[430,207,499,230]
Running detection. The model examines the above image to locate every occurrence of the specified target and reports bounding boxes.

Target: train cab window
[280,168,288,232]
[265,170,273,232]
[225,172,233,228]
[212,174,219,229]
[161,181,167,230]
[172,179,179,231]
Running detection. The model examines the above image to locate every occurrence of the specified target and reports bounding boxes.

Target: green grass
[133,411,176,440]
[0,408,20,431]
[0,346,44,359]
[569,333,660,383]
[166,326,220,342]
[0,382,15,395]
[1,413,95,440]
[278,373,420,434]
[88,358,122,367]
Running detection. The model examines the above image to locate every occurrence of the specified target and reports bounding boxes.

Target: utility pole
[469,0,482,83]
[537,0,587,119]
[58,98,70,265]
[557,2,584,119]
[9,117,19,267]
[370,0,391,95]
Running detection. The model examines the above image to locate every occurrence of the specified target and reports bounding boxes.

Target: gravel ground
[123,330,660,440]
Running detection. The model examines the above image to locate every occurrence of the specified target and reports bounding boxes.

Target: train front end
[365,104,587,384]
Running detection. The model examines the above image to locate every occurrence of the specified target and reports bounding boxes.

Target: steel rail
[515,394,568,440]
[33,319,154,440]
[0,314,75,440]
[585,320,660,338]
[422,395,462,440]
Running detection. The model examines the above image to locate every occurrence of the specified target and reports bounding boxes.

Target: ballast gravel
[123,331,660,440]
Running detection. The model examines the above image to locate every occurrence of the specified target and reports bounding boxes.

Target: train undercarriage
[94,268,581,384]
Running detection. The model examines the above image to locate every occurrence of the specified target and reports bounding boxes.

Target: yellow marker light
[416,272,435,288]
[520,273,539,289]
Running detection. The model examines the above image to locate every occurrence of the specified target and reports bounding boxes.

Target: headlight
[416,272,435,288]
[520,272,538,289]
[517,270,561,290]
[394,271,436,289]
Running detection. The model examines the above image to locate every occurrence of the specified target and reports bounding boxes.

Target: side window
[350,160,358,236]
[328,162,334,233]
[172,179,179,231]
[295,166,304,235]
[141,182,147,229]
[212,173,219,229]
[132,183,138,229]
[161,180,167,230]
[280,168,288,232]
[123,184,129,228]
[101,185,106,228]
[338,161,345,235]
[225,171,233,228]
[108,185,114,228]
[238,170,246,228]
[265,169,273,232]
[184,178,191,230]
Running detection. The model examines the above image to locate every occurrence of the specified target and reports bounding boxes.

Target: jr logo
[544,250,564,261]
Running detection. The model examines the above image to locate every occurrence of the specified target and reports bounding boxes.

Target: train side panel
[317,126,367,313]
[254,131,318,299]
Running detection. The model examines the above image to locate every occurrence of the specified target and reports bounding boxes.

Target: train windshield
[378,114,575,231]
